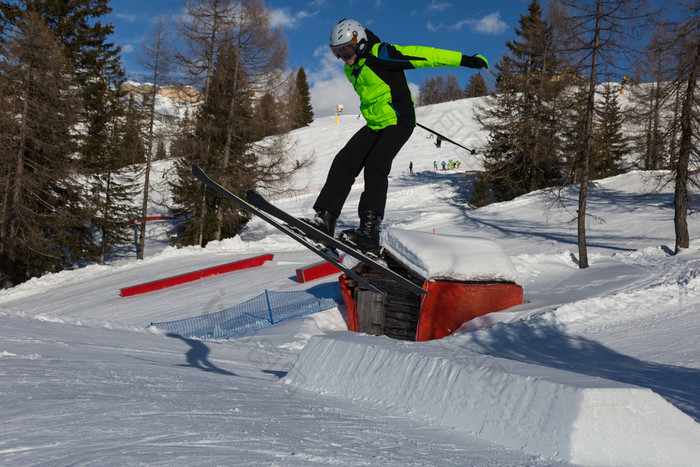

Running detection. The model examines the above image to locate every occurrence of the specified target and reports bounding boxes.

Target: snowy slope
[1,97,700,466]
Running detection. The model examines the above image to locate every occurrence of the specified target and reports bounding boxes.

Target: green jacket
[344,42,462,130]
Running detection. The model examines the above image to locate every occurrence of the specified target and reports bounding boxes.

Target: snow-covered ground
[1,97,699,466]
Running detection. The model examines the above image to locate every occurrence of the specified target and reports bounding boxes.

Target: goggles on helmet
[330,40,357,60]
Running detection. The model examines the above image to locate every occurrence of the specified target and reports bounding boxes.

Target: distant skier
[435,135,442,148]
[304,18,488,257]
[409,161,413,174]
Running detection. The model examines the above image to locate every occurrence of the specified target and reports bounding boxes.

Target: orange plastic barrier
[296,258,342,283]
[339,275,359,332]
[120,254,274,297]
[415,281,523,341]
[339,275,523,341]
[129,216,177,224]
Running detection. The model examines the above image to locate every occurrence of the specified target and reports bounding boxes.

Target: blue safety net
[150,282,343,339]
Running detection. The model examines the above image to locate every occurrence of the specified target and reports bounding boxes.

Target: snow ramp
[284,333,700,466]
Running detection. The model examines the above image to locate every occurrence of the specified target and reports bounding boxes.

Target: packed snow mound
[381,227,518,282]
[3,93,700,466]
[285,333,700,467]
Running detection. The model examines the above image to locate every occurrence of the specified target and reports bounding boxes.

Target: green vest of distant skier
[305,18,488,258]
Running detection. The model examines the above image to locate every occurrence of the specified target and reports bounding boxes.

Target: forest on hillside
[0,0,697,287]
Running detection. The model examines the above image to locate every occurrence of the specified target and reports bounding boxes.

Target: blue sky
[106,0,531,116]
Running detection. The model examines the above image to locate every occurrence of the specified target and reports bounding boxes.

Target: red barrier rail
[120,254,274,297]
[129,216,177,224]
[296,258,343,283]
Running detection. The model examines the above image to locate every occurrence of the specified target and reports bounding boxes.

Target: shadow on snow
[460,321,700,423]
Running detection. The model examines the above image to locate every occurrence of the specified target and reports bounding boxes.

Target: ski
[191,164,383,295]
[245,190,429,296]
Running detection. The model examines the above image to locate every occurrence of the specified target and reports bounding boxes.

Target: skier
[305,18,488,257]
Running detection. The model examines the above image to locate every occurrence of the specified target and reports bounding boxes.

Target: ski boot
[302,209,337,238]
[339,210,383,259]
[297,209,338,255]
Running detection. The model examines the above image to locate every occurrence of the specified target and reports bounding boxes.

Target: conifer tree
[171,0,293,246]
[176,0,238,100]
[465,73,488,98]
[555,0,650,268]
[443,73,464,101]
[135,14,174,259]
[255,92,283,137]
[418,73,466,105]
[173,0,240,246]
[119,94,146,165]
[468,172,497,208]
[418,76,439,105]
[171,39,255,246]
[474,0,567,202]
[156,139,168,161]
[293,66,314,128]
[1,0,132,267]
[168,112,207,246]
[590,83,627,179]
[89,127,141,265]
[628,30,672,170]
[0,12,87,286]
[1,0,126,169]
[559,87,588,184]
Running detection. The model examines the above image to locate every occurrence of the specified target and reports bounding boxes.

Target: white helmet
[329,19,368,59]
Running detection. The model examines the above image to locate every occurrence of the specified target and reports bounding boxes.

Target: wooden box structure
[340,256,424,340]
[338,228,523,341]
[339,256,523,341]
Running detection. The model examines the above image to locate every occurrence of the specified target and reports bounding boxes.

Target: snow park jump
[300,228,700,465]
[119,254,273,297]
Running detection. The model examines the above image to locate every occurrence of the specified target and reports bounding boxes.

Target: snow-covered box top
[381,227,517,283]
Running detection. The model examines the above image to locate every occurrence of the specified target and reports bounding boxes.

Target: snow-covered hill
[1,98,699,466]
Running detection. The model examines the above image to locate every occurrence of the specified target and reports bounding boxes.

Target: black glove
[460,54,488,69]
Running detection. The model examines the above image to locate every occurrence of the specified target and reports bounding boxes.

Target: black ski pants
[314,124,413,220]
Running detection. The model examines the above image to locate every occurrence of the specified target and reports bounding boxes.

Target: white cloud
[311,45,341,80]
[307,46,359,118]
[115,12,139,22]
[268,8,296,28]
[474,12,507,35]
[427,1,452,13]
[426,11,507,35]
[426,21,443,32]
[268,7,318,29]
[310,76,359,118]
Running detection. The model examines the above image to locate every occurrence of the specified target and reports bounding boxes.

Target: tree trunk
[674,39,700,252]
[215,19,244,241]
[194,6,222,246]
[99,173,112,265]
[577,0,603,269]
[3,69,32,287]
[138,81,159,260]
